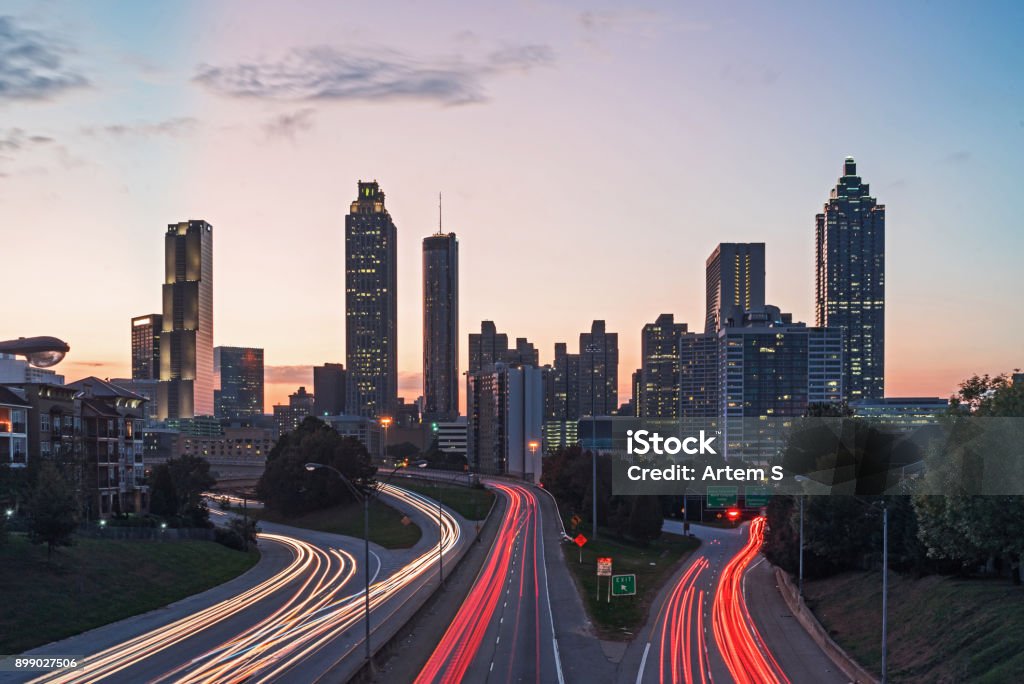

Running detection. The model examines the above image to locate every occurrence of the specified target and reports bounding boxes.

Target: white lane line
[536,488,566,684]
[635,641,651,684]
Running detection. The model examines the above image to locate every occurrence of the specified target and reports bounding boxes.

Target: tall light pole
[379,416,392,462]
[881,502,889,684]
[305,461,403,669]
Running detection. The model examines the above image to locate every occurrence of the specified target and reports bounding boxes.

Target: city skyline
[3,1,1022,411]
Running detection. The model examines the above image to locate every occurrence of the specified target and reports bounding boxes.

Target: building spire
[438,192,443,234]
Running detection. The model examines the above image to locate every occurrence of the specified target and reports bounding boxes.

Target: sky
[1,0,1022,412]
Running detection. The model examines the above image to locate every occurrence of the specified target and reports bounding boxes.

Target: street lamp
[304,460,407,669]
[0,336,70,368]
[415,460,444,587]
[379,417,393,462]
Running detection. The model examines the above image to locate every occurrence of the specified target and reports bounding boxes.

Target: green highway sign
[745,485,771,508]
[706,485,738,508]
[611,574,636,596]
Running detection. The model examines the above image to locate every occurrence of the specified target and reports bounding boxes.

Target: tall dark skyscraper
[131,314,162,380]
[423,228,459,421]
[313,363,347,416]
[346,181,398,418]
[468,321,509,373]
[214,346,264,419]
[158,220,213,420]
[640,313,688,418]
[705,243,766,333]
[578,320,618,417]
[815,157,885,401]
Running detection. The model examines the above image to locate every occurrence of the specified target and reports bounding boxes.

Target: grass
[805,571,1024,682]
[561,530,700,639]
[0,534,258,654]
[236,499,422,549]
[390,479,495,520]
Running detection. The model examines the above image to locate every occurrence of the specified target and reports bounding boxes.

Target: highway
[624,518,847,684]
[14,484,465,684]
[416,480,565,684]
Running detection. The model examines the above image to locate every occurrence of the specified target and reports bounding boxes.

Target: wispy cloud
[263,108,316,140]
[941,150,971,164]
[0,16,88,101]
[80,117,198,138]
[265,365,313,385]
[194,44,554,105]
[0,127,53,152]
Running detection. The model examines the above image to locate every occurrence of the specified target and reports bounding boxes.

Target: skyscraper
[579,320,618,417]
[423,230,459,421]
[541,342,580,451]
[640,313,688,418]
[468,321,510,373]
[466,363,543,481]
[313,363,347,416]
[131,314,162,380]
[815,157,885,401]
[214,346,264,419]
[158,220,214,420]
[346,181,398,418]
[705,243,766,333]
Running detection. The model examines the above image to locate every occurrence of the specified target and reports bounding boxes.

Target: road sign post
[597,557,612,601]
[574,533,587,564]
[611,574,636,597]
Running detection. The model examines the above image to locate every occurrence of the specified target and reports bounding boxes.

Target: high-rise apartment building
[468,321,510,373]
[815,157,885,401]
[678,331,719,420]
[346,181,398,418]
[131,314,162,380]
[578,320,618,417]
[640,314,688,418]
[718,305,843,461]
[705,243,765,333]
[542,342,580,451]
[214,346,264,420]
[158,220,214,420]
[423,231,459,421]
[273,386,315,436]
[313,363,347,417]
[466,363,543,482]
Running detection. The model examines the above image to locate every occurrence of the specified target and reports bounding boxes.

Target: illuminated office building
[214,346,264,419]
[705,243,765,333]
[131,314,162,380]
[423,231,459,421]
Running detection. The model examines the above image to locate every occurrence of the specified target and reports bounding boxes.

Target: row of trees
[764,373,1024,583]
[542,445,664,543]
[257,417,376,516]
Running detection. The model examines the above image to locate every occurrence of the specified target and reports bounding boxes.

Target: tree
[148,455,216,526]
[627,495,664,542]
[28,461,79,560]
[257,417,376,517]
[385,441,420,461]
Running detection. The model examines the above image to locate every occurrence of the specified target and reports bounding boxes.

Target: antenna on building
[438,192,443,235]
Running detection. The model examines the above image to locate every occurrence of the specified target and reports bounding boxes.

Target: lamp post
[794,476,809,599]
[0,336,70,368]
[304,460,407,669]
[415,460,444,587]
[379,417,393,462]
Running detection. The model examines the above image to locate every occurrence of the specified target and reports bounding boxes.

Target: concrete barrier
[774,567,879,684]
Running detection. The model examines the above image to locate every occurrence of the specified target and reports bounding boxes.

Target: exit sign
[707,485,738,508]
[611,574,636,596]
[745,485,771,508]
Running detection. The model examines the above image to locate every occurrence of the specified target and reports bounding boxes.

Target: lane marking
[635,642,651,684]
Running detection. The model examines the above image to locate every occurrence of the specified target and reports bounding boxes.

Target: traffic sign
[571,514,582,529]
[574,534,588,548]
[597,557,613,576]
[611,574,636,596]
[745,485,771,508]
[707,485,738,508]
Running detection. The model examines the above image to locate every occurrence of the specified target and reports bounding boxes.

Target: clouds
[0,16,88,101]
[80,117,199,138]
[263,108,316,140]
[194,44,553,105]
[265,365,314,385]
[0,127,53,152]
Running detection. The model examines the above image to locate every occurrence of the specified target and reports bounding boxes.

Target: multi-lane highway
[16,484,465,684]
[626,518,847,684]
[416,480,565,684]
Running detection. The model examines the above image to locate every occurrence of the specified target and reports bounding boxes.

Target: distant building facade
[705,243,765,333]
[579,320,618,417]
[851,397,949,431]
[640,314,688,418]
[273,386,315,436]
[346,181,398,419]
[815,157,885,401]
[313,363,347,417]
[467,363,543,482]
[423,231,459,421]
[158,220,214,420]
[0,386,29,467]
[214,346,264,420]
[131,314,162,380]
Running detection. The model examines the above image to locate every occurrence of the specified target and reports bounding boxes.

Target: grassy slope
[561,531,701,639]
[0,534,258,654]
[238,498,422,549]
[805,571,1024,683]
[391,479,495,520]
